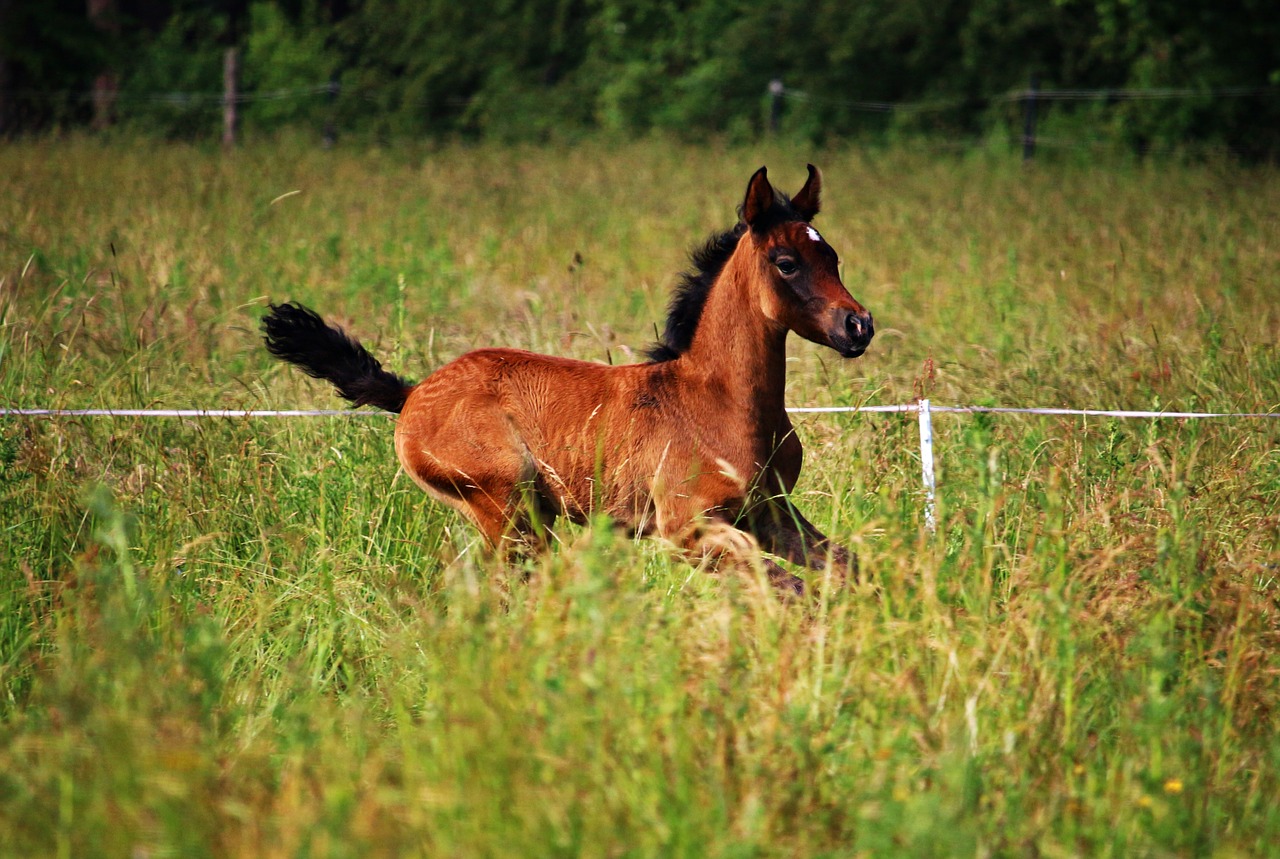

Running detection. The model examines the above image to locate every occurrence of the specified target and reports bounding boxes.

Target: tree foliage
[3,0,1278,154]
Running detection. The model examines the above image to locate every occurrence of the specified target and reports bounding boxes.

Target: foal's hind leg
[398,444,536,551]
[436,468,556,559]
[394,400,553,557]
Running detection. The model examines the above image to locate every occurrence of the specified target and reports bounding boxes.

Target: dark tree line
[3,0,1278,155]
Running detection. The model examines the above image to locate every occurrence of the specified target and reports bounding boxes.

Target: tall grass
[1,136,1278,856]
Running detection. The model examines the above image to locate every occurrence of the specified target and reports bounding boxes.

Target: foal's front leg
[683,518,806,594]
[757,421,857,579]
[750,496,858,580]
[656,481,806,594]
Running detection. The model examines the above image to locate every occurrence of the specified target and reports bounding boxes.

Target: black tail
[261,302,413,413]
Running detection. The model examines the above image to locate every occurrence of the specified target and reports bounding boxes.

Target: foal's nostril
[845,312,874,343]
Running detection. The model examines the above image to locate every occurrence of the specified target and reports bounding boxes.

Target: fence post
[88,0,119,131]
[1022,72,1039,161]
[769,79,784,133]
[918,399,937,534]
[222,47,239,149]
[323,76,339,148]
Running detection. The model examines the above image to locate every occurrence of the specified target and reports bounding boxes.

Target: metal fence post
[918,399,937,534]
[769,79,784,133]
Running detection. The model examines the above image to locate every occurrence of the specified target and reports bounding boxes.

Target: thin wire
[0,408,391,418]
[12,81,1273,111]
[791,405,1280,419]
[1003,86,1273,102]
[777,84,1276,113]
[927,405,1280,419]
[9,83,338,105]
[4,405,1278,419]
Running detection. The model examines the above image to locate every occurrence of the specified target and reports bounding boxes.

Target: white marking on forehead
[806,226,824,244]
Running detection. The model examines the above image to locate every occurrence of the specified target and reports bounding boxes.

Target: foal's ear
[791,164,822,221]
[741,166,775,229]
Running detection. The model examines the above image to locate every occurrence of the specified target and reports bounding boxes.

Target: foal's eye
[775,259,799,276]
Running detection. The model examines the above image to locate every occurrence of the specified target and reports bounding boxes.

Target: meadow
[1,136,1278,857]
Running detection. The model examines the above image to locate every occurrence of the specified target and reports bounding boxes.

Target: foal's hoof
[772,573,806,596]
[764,562,806,596]
[823,544,860,584]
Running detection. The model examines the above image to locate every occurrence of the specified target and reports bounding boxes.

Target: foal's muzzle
[835,310,875,358]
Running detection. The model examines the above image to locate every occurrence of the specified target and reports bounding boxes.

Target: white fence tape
[5,403,1277,534]
[0,408,384,418]
[787,405,1280,419]
[7,405,1276,419]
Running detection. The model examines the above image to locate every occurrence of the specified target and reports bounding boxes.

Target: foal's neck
[679,244,789,422]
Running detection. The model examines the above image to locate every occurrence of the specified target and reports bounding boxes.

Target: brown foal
[263,165,874,591]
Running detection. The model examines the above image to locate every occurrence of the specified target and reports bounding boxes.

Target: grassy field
[1,136,1278,857]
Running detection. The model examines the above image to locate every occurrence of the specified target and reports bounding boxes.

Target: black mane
[645,191,808,363]
[644,225,744,362]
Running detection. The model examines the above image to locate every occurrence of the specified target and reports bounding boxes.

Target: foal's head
[739,165,874,358]
[646,165,874,363]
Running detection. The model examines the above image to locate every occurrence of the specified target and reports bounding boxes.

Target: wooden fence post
[1022,72,1039,161]
[323,76,339,148]
[87,0,120,131]
[222,47,239,149]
